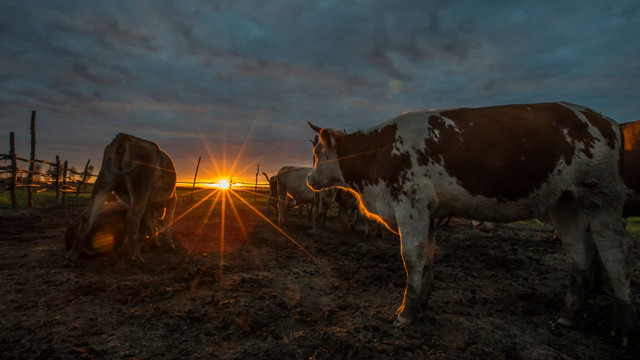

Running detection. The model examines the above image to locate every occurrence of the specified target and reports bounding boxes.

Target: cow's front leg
[549,192,594,328]
[277,194,289,228]
[124,203,145,261]
[394,212,438,325]
[161,193,177,249]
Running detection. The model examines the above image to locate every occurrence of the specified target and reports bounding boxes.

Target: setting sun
[214,178,231,190]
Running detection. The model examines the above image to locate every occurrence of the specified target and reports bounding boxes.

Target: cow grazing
[307,102,637,340]
[275,166,336,229]
[65,133,177,264]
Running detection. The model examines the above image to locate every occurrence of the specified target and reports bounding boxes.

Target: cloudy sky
[1,1,639,184]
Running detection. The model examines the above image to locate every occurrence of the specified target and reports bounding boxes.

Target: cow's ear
[319,129,339,148]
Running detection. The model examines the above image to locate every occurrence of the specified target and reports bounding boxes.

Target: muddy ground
[1,190,640,359]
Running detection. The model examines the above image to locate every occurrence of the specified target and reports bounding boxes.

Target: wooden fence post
[191,156,201,199]
[27,111,36,208]
[55,155,60,206]
[254,163,259,203]
[75,159,91,198]
[9,132,18,212]
[62,160,68,206]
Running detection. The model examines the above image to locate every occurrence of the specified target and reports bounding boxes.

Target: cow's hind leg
[124,177,155,261]
[589,213,638,342]
[161,193,177,249]
[277,189,289,228]
[124,202,148,261]
[395,208,439,326]
[549,192,594,327]
[142,208,159,247]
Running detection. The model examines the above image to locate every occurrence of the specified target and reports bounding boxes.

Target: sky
[1,1,639,184]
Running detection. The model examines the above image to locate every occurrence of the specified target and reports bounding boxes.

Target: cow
[307,102,637,341]
[65,133,177,265]
[621,120,640,218]
[275,166,336,230]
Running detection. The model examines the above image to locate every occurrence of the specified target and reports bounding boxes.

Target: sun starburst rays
[229,190,322,266]
[168,118,324,275]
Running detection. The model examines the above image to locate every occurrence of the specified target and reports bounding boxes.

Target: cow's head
[307,122,348,191]
[73,190,117,250]
[66,200,128,258]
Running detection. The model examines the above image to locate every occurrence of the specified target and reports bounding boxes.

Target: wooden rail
[1,111,96,211]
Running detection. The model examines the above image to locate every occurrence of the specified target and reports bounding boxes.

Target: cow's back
[336,102,622,222]
[277,166,314,202]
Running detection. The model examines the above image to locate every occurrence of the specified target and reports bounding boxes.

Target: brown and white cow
[65,133,177,264]
[275,166,336,230]
[307,102,637,339]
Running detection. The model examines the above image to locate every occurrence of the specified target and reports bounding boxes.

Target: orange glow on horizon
[198,178,232,190]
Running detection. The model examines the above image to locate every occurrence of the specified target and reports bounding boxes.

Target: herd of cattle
[63,102,640,344]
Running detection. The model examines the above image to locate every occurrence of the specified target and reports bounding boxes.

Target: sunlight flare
[216,178,231,190]
[229,190,324,266]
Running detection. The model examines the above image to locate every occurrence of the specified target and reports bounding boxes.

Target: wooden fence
[1,111,95,211]
[2,111,271,212]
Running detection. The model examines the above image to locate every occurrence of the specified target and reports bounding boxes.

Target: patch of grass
[626,217,640,239]
[0,188,91,208]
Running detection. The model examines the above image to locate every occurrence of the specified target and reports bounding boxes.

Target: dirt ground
[2,190,640,360]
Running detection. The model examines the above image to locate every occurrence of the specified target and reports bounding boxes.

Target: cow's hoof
[393,315,412,328]
[549,315,575,336]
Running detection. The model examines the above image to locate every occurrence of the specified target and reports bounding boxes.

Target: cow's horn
[308,122,322,133]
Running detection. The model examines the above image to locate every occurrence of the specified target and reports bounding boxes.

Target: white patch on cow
[561,102,620,154]
[385,111,462,157]
[429,113,461,144]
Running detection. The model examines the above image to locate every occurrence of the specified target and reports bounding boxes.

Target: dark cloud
[1,1,639,181]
